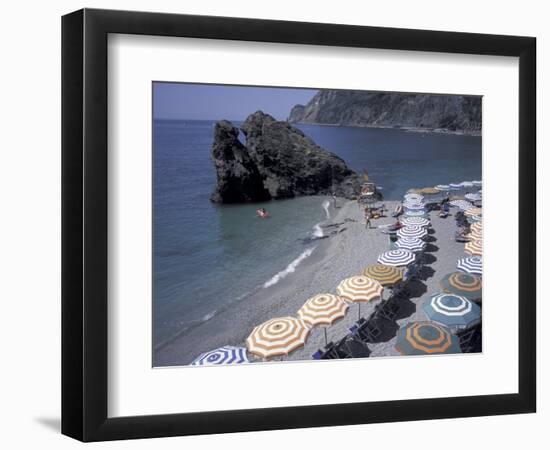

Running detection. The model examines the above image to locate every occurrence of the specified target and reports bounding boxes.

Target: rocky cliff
[288,90,482,134]
[210,111,361,203]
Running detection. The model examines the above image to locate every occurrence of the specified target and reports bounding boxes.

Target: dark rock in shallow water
[210,111,362,203]
[210,120,271,203]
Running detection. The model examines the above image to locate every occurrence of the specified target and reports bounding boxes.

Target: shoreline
[154,199,398,366]
[154,196,470,366]
[292,121,481,136]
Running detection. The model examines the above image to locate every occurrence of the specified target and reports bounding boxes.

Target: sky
[153,82,317,121]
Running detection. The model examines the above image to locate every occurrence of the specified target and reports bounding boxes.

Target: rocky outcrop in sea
[210,111,361,203]
[288,90,482,134]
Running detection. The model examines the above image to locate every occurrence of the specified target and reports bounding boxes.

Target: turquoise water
[153,119,481,349]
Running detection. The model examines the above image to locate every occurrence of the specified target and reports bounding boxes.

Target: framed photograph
[62,8,536,441]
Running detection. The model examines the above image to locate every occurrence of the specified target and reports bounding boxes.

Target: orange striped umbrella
[465,239,483,256]
[464,207,483,217]
[298,294,348,344]
[396,322,461,355]
[471,222,483,233]
[337,275,383,319]
[440,272,482,300]
[246,317,310,360]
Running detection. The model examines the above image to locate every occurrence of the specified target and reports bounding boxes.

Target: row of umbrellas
[192,187,483,364]
[395,187,483,356]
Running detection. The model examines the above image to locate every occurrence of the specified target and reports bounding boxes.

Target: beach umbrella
[422,187,440,195]
[423,293,481,330]
[363,264,403,287]
[404,209,428,217]
[457,256,483,276]
[449,183,462,190]
[246,317,310,360]
[395,322,461,355]
[337,276,383,319]
[377,249,416,267]
[468,228,483,240]
[435,184,450,191]
[465,239,483,256]
[464,207,483,217]
[191,346,249,366]
[449,199,473,210]
[404,193,424,203]
[395,237,426,252]
[440,272,482,300]
[470,222,483,234]
[465,193,482,202]
[403,202,426,210]
[298,294,348,344]
[400,216,430,227]
[397,225,428,239]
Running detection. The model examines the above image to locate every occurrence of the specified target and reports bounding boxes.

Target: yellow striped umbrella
[298,294,348,344]
[337,276,383,319]
[363,264,403,287]
[440,272,482,300]
[464,207,483,217]
[465,239,483,256]
[246,317,310,360]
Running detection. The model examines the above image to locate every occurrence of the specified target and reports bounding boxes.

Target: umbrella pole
[358,303,361,320]
[324,328,328,346]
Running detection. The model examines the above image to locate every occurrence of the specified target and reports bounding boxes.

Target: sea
[153,119,481,349]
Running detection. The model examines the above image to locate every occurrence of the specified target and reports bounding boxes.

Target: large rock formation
[210,111,361,203]
[210,120,270,203]
[288,90,482,134]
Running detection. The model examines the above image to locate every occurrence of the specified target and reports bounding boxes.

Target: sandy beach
[154,196,470,366]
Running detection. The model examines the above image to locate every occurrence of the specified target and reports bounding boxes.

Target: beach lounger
[351,318,382,343]
[374,299,400,321]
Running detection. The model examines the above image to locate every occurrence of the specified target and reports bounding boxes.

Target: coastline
[292,121,481,136]
[154,197,468,366]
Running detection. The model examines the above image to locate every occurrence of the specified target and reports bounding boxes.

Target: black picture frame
[62,8,536,442]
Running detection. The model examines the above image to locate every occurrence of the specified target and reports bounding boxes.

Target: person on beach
[332,192,337,208]
[365,212,372,229]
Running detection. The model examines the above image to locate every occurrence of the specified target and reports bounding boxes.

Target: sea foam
[263,247,315,288]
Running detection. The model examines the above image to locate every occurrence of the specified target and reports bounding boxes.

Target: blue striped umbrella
[465,193,482,202]
[400,216,430,227]
[403,202,426,211]
[423,293,481,329]
[404,193,424,203]
[449,199,473,210]
[377,249,415,267]
[467,215,482,224]
[457,256,483,276]
[191,346,249,366]
[395,237,426,252]
[397,225,428,239]
[404,209,428,217]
